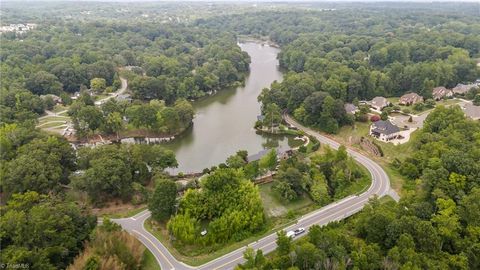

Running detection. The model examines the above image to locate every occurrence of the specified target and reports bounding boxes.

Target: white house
[370,120,401,142]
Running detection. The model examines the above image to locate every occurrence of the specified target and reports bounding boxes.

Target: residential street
[113,115,397,270]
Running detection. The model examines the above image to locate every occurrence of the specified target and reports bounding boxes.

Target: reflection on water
[165,42,299,173]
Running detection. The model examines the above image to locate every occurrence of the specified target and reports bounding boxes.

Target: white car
[286,230,295,238]
[294,227,305,236]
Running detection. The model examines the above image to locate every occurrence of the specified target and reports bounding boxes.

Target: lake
[165,42,299,173]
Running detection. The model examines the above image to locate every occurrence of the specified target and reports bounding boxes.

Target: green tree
[102,112,124,138]
[75,155,132,204]
[149,178,177,222]
[25,71,63,95]
[125,104,157,131]
[276,230,292,256]
[259,149,277,171]
[2,136,75,195]
[90,77,107,93]
[0,192,96,269]
[263,103,282,131]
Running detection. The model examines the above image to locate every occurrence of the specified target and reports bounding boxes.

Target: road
[113,114,397,270]
[94,77,128,105]
[37,77,128,135]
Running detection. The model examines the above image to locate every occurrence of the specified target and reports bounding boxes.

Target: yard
[259,182,314,218]
[143,181,318,266]
[326,121,415,194]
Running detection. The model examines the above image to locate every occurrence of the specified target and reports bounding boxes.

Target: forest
[0,18,249,126]
[199,6,480,133]
[238,106,480,270]
[1,2,480,270]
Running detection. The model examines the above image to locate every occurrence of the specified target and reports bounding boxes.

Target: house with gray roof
[369,120,401,142]
[452,83,478,95]
[462,103,480,121]
[369,97,390,111]
[344,103,359,115]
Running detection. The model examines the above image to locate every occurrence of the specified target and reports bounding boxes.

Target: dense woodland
[238,106,480,270]
[200,6,480,133]
[273,146,368,204]
[1,2,480,270]
[1,18,249,126]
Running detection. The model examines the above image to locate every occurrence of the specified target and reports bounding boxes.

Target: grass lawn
[324,121,411,195]
[386,97,400,105]
[143,166,371,266]
[38,115,70,124]
[144,217,296,266]
[436,98,461,107]
[95,94,110,100]
[53,104,69,113]
[101,206,147,219]
[141,250,161,270]
[143,182,321,266]
[259,182,314,217]
[38,122,68,129]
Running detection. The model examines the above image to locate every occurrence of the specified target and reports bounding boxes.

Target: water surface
[166,43,298,173]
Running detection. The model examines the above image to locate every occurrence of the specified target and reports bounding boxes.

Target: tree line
[68,94,194,139]
[198,5,480,133]
[237,106,480,270]
[1,19,250,125]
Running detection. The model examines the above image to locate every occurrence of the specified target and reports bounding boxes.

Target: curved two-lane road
[113,115,397,270]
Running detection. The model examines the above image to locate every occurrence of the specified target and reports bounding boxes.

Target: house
[370,97,390,111]
[40,94,63,104]
[344,103,359,115]
[462,103,480,121]
[399,93,424,106]
[247,149,270,163]
[452,83,477,95]
[432,87,453,101]
[71,92,81,100]
[369,120,401,142]
[246,146,291,163]
[116,93,132,103]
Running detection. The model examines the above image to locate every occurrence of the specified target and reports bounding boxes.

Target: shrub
[370,115,380,122]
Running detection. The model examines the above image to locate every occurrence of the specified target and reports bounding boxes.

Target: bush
[473,94,480,106]
[298,145,307,153]
[413,103,424,111]
[425,99,436,108]
[370,115,380,122]
[356,113,369,122]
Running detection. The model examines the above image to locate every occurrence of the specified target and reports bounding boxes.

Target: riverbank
[237,35,280,48]
[162,42,296,173]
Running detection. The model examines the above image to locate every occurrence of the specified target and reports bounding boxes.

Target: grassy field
[144,216,297,266]
[141,250,161,270]
[38,122,68,129]
[325,121,412,195]
[38,115,70,124]
[100,205,147,218]
[143,158,372,266]
[259,182,314,217]
[52,104,69,113]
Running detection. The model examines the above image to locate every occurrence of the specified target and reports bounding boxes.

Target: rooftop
[371,120,400,135]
